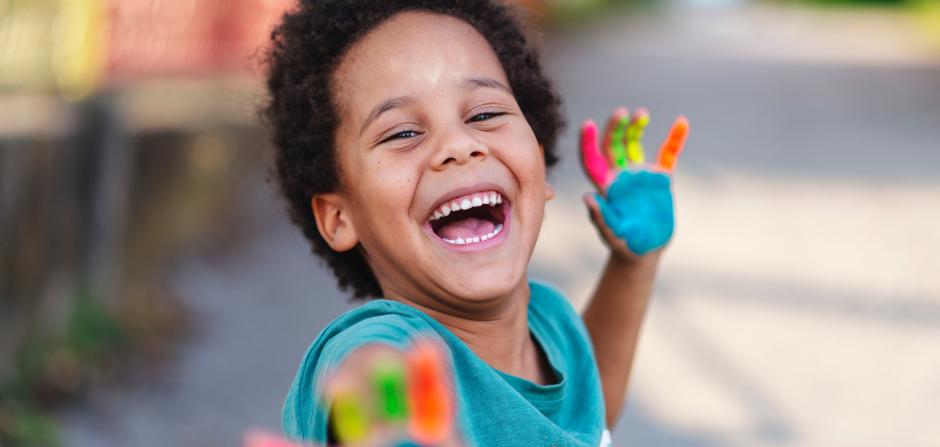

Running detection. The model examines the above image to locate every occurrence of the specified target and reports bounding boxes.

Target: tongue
[437,217,495,240]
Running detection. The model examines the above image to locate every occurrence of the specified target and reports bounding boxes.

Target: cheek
[357,155,421,224]
[494,131,545,186]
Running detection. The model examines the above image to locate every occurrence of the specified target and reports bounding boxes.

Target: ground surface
[59,3,940,446]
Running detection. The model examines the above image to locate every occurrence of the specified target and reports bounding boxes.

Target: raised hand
[579,107,689,259]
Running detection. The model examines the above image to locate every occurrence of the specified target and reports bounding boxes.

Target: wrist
[609,248,662,273]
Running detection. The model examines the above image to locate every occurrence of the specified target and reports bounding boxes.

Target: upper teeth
[429,191,503,222]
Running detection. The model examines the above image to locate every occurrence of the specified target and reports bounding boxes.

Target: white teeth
[428,190,506,223]
[440,224,503,246]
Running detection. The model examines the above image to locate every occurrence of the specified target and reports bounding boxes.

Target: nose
[429,123,488,170]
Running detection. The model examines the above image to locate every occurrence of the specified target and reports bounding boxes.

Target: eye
[467,111,505,123]
[379,130,420,144]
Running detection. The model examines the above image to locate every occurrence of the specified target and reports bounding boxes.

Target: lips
[425,188,509,246]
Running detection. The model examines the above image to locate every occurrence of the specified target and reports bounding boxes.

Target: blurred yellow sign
[0,0,104,99]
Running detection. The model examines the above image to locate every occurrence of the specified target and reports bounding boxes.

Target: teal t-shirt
[282,280,607,446]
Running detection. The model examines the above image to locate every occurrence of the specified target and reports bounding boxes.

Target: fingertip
[580,121,598,144]
[674,115,690,132]
[581,192,596,209]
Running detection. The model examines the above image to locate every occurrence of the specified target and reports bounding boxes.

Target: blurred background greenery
[1,0,938,446]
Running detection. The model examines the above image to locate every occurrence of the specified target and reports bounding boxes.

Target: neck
[385,280,549,384]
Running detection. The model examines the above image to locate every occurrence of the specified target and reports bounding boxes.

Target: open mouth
[426,190,507,246]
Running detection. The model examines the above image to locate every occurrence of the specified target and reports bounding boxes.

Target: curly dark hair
[262,0,565,299]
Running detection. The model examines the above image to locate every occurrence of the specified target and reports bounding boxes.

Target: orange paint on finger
[657,116,690,171]
[407,341,453,446]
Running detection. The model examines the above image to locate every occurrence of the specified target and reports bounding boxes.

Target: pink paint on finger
[243,430,305,447]
[580,120,612,192]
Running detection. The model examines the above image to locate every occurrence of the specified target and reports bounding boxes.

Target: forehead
[332,11,509,114]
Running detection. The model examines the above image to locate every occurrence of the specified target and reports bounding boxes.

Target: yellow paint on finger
[626,113,649,164]
[331,391,369,443]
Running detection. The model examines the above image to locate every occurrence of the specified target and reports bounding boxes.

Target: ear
[538,144,556,201]
[544,180,556,201]
[311,193,358,252]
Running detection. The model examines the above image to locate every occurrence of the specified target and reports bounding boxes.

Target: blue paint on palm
[595,170,674,255]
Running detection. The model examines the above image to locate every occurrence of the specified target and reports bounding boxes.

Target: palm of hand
[580,107,689,258]
[601,169,674,255]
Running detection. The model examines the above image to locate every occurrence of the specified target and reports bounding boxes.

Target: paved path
[60,3,940,446]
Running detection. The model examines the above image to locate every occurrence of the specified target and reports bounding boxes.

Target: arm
[582,251,658,427]
[577,107,689,427]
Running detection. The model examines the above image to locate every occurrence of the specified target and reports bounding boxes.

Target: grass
[0,289,126,447]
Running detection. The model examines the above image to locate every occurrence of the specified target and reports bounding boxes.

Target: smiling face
[320,11,554,313]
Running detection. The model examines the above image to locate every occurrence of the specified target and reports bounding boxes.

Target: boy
[263,1,687,445]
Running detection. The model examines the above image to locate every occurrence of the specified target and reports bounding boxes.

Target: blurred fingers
[656,116,690,172]
[243,430,307,447]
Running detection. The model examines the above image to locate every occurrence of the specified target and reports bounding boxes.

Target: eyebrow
[360,96,416,136]
[462,77,512,94]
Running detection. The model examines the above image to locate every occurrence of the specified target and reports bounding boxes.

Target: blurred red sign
[105,0,292,82]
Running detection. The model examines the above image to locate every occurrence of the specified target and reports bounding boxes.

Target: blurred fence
[0,1,292,443]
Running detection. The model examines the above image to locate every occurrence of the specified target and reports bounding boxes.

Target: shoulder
[305,299,437,376]
[282,299,437,441]
[527,279,596,357]
[528,279,581,321]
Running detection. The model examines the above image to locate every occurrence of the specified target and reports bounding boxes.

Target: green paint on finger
[610,115,630,168]
[373,359,409,422]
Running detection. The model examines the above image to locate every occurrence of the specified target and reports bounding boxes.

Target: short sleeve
[282,311,430,443]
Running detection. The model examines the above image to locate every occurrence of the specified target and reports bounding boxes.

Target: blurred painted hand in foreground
[244,339,461,447]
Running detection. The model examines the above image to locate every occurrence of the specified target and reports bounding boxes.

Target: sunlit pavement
[538,4,940,446]
[60,3,940,447]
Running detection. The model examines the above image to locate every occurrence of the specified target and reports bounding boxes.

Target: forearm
[582,252,660,428]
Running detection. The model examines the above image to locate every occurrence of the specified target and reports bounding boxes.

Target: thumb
[582,193,619,244]
[243,430,307,447]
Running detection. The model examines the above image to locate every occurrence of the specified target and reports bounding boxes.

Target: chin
[443,261,526,303]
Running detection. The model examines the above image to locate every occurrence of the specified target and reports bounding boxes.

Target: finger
[243,430,306,447]
[580,120,613,192]
[371,353,408,424]
[330,382,370,444]
[609,117,630,169]
[407,339,454,446]
[656,116,690,172]
[625,107,649,165]
[602,107,629,169]
[582,193,618,243]
[322,345,403,445]
[583,192,639,256]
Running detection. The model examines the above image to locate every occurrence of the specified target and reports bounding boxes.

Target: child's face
[325,12,554,307]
